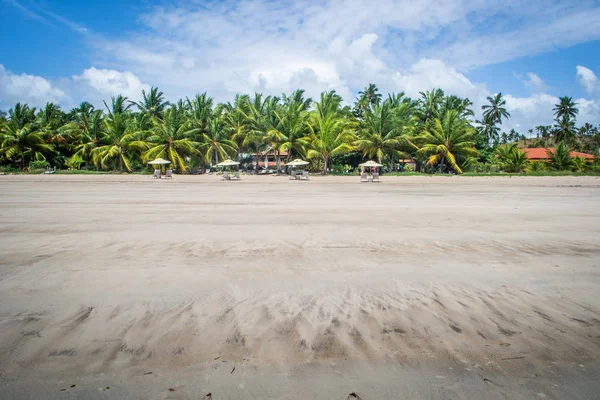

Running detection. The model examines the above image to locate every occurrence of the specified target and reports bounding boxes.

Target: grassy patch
[462,171,600,177]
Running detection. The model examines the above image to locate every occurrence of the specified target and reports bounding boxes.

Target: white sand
[0,174,599,399]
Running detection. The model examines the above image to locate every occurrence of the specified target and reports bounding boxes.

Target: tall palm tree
[415,109,477,174]
[0,122,53,170]
[221,94,251,157]
[355,100,413,167]
[8,103,37,129]
[417,88,445,122]
[482,93,510,125]
[267,89,312,166]
[104,95,132,116]
[144,105,199,172]
[440,95,474,119]
[94,112,143,172]
[62,109,105,169]
[131,86,170,119]
[554,116,577,145]
[37,102,68,145]
[553,96,578,122]
[306,91,356,174]
[198,118,238,166]
[357,84,382,109]
[244,93,279,172]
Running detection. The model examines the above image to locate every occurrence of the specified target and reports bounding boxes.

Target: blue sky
[1,0,600,131]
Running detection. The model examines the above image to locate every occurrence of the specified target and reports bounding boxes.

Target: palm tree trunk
[119,154,123,171]
[255,144,260,174]
[323,156,328,175]
[391,152,395,172]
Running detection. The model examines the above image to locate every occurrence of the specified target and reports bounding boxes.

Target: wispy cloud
[5,0,89,34]
[4,0,57,27]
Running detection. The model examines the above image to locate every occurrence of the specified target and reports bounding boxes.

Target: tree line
[1,85,598,174]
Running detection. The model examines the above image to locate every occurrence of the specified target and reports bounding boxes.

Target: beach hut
[284,159,309,180]
[359,160,383,182]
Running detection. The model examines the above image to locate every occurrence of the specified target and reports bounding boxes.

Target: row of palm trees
[0,85,597,174]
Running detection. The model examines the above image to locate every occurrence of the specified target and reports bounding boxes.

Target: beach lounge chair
[165,170,173,179]
[360,172,368,182]
[220,171,230,181]
[232,171,241,181]
[300,171,309,180]
[289,171,298,180]
[372,172,380,182]
[153,169,161,179]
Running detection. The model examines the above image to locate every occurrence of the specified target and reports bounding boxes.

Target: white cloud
[576,65,597,94]
[87,0,600,103]
[392,59,488,101]
[0,64,66,109]
[503,93,600,132]
[72,67,149,102]
[522,72,545,91]
[3,0,600,133]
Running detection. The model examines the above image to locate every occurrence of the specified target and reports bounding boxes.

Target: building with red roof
[522,148,595,161]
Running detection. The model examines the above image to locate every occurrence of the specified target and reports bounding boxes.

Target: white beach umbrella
[284,159,309,167]
[217,159,241,167]
[359,160,383,167]
[148,158,172,165]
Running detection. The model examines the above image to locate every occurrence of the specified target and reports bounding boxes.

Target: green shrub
[28,160,50,173]
[0,165,20,173]
[529,161,547,172]
[65,155,85,170]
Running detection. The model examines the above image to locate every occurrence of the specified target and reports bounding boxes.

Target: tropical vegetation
[1,85,599,174]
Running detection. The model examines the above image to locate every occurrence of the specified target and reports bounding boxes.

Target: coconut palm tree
[243,93,279,172]
[94,112,144,172]
[495,143,529,172]
[306,91,356,174]
[359,84,382,107]
[554,116,577,145]
[62,109,105,169]
[198,117,238,166]
[0,122,53,170]
[8,103,37,129]
[131,86,170,119]
[221,94,251,157]
[482,93,510,125]
[573,156,588,172]
[415,109,477,174]
[417,88,445,122]
[547,141,575,171]
[37,102,69,146]
[355,100,414,167]
[103,95,132,117]
[267,90,312,166]
[440,95,474,119]
[144,105,199,172]
[553,96,578,122]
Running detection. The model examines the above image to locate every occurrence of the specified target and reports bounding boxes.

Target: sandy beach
[0,174,599,399]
